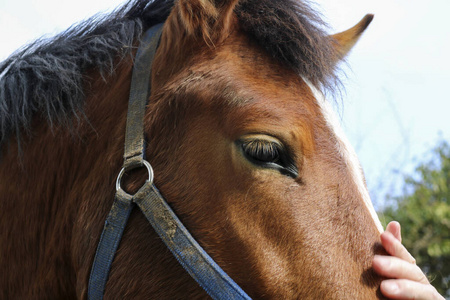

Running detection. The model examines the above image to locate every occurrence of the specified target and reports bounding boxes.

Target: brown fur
[0,0,386,299]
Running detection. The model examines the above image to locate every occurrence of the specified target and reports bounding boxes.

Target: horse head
[0,0,387,298]
[136,0,385,298]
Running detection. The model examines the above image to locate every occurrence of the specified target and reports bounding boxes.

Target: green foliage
[382,140,450,297]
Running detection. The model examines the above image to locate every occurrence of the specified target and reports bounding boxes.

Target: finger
[373,255,428,284]
[380,230,416,264]
[380,279,445,300]
[386,221,401,242]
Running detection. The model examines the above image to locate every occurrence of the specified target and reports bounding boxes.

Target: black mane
[0,0,173,144]
[0,0,338,144]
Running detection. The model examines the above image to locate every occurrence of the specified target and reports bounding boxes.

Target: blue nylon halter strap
[88,24,252,300]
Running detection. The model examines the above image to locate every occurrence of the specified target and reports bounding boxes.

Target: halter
[88,24,251,300]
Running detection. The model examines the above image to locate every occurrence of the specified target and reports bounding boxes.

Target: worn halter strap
[88,24,251,300]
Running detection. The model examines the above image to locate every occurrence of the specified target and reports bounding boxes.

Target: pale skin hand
[373,221,445,300]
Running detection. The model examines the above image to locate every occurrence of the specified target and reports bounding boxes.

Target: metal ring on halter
[116,160,154,193]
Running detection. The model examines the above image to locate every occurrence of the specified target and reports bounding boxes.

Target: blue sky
[1,0,449,209]
[320,0,450,207]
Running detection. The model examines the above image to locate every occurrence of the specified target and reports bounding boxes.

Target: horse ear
[176,0,239,45]
[152,0,239,91]
[331,14,374,61]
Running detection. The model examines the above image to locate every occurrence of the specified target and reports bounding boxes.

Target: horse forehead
[218,77,321,156]
[172,32,327,145]
[173,54,322,150]
[209,41,323,114]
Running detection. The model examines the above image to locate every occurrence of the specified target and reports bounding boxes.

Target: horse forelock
[235,0,340,92]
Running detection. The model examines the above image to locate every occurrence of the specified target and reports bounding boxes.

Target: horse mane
[0,0,338,145]
[0,0,173,144]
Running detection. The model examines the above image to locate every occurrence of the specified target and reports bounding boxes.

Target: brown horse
[0,0,387,298]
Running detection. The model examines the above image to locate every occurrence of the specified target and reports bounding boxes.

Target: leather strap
[88,24,163,300]
[88,23,251,300]
[133,183,251,300]
[87,191,134,300]
[123,23,163,169]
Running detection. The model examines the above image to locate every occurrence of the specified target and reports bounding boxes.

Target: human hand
[372,221,445,300]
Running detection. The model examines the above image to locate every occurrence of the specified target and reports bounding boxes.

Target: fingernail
[382,281,399,294]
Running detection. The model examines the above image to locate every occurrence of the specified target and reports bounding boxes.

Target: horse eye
[241,140,281,164]
[237,136,299,178]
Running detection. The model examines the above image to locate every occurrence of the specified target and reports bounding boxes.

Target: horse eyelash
[241,140,281,162]
[239,138,299,179]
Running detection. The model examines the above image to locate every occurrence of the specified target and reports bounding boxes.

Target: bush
[382,140,450,297]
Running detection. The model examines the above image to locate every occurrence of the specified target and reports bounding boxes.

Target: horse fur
[0,0,385,299]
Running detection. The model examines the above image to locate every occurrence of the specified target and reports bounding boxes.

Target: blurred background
[320,0,450,207]
[321,3,450,295]
[1,0,448,296]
